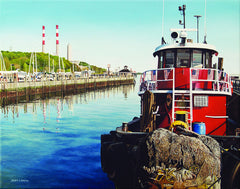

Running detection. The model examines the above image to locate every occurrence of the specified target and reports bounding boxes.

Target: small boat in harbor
[101,5,239,189]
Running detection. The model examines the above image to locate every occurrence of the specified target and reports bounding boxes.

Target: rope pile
[143,128,221,188]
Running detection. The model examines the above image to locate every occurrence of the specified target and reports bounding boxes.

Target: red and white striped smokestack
[42,25,45,53]
[56,25,59,56]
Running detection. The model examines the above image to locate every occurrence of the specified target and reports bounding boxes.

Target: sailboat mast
[48,53,50,73]
[61,58,65,72]
[53,59,55,73]
[29,53,32,74]
[58,56,61,73]
[0,52,2,71]
[35,52,37,73]
[0,52,6,71]
[32,53,34,74]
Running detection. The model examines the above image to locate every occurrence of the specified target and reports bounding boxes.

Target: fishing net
[143,128,221,188]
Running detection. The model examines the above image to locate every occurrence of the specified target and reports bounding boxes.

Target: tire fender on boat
[169,120,189,131]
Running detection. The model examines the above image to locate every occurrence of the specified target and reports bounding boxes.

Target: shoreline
[0,76,135,106]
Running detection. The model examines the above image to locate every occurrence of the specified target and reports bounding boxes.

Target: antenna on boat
[194,15,202,43]
[161,0,166,45]
[179,5,186,29]
[203,0,207,43]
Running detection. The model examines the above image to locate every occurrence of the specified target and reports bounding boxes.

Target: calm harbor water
[0,80,140,188]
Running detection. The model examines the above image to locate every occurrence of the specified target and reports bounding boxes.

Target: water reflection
[0,83,138,188]
[1,84,135,122]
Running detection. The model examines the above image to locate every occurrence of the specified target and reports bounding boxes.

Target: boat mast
[29,52,33,74]
[161,0,166,45]
[179,5,186,29]
[35,52,37,73]
[48,53,50,73]
[53,59,55,73]
[61,57,65,72]
[58,56,61,73]
[0,52,6,71]
[32,53,35,74]
[194,15,202,43]
[204,0,207,43]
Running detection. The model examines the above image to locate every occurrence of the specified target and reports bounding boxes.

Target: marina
[0,75,135,106]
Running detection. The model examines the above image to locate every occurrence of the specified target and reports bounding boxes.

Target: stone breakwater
[0,76,135,106]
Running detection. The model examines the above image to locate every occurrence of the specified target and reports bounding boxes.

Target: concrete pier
[0,76,135,106]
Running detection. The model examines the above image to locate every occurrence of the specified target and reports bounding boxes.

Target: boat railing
[191,68,232,95]
[139,68,174,92]
[232,78,240,95]
[139,68,232,95]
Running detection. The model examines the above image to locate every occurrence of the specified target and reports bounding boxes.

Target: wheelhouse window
[192,50,203,68]
[158,53,163,69]
[176,49,190,68]
[205,52,212,68]
[165,51,174,68]
[156,48,215,69]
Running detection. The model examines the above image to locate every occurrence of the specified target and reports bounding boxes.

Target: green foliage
[1,51,106,74]
[90,65,106,74]
[78,61,107,74]
[21,62,29,72]
[79,61,89,67]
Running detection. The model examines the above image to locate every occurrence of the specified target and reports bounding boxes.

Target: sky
[0,0,239,74]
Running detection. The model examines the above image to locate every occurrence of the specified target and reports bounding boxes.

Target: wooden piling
[0,77,135,106]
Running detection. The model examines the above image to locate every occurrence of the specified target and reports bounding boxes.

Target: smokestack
[67,43,71,61]
[42,25,45,53]
[56,25,59,56]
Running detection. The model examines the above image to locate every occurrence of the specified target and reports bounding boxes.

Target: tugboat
[101,5,239,189]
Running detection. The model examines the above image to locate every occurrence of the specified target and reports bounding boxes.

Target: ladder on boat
[172,69,193,130]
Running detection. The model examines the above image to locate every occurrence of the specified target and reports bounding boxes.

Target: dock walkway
[0,75,135,106]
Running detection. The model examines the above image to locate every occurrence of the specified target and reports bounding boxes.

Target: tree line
[1,51,106,74]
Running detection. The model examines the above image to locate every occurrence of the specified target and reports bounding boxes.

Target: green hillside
[0,51,106,74]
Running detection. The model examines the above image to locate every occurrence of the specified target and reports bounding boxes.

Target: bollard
[122,122,128,132]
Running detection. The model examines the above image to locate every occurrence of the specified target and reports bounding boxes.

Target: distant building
[119,65,130,73]
[119,65,132,76]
